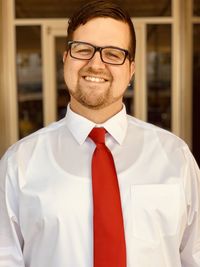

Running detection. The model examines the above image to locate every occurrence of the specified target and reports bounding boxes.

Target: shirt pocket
[131,184,181,244]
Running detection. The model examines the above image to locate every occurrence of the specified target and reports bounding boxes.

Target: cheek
[64,58,87,87]
[63,62,78,88]
[111,68,131,92]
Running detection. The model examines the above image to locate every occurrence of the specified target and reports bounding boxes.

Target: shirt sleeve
[0,150,25,267]
[180,145,200,266]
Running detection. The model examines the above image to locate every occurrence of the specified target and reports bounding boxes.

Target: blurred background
[0,0,200,166]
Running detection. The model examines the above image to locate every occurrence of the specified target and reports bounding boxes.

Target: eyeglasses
[67,41,131,65]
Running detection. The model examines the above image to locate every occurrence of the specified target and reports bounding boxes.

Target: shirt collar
[65,104,128,145]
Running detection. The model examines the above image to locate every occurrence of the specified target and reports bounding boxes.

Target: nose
[87,51,105,69]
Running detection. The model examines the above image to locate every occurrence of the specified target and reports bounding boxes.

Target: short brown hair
[67,0,136,60]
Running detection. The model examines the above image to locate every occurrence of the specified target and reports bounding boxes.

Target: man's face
[63,17,135,111]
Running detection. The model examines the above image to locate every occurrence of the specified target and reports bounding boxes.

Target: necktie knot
[89,127,106,145]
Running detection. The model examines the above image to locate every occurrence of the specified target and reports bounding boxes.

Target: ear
[130,60,135,78]
[63,51,68,63]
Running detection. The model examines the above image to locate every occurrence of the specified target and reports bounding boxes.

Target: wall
[0,0,10,157]
[0,0,5,157]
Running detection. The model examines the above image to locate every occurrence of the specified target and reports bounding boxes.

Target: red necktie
[89,127,126,267]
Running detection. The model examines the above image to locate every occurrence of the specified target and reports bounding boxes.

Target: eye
[103,48,124,62]
[72,44,93,55]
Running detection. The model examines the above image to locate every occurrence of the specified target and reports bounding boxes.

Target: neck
[70,98,123,123]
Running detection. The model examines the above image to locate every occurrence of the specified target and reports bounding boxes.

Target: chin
[80,100,108,110]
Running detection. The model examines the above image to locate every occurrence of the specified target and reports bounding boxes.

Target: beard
[68,82,111,110]
[67,66,119,110]
[67,80,126,110]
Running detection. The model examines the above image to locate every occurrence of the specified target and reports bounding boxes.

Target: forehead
[72,17,131,49]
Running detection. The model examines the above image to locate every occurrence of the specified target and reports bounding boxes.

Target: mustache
[79,67,112,80]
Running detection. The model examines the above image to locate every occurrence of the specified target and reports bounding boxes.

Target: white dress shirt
[0,104,200,267]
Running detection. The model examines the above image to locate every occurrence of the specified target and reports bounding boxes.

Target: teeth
[84,76,105,83]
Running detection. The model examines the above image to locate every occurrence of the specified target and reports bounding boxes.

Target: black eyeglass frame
[67,40,132,65]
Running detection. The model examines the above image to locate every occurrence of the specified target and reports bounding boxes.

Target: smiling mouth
[83,76,108,83]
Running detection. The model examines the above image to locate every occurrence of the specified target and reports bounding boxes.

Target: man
[0,0,199,266]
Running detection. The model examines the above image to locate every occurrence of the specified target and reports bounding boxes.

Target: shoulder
[126,115,200,189]
[1,118,67,164]
[126,114,187,150]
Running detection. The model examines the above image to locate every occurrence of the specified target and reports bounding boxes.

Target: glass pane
[124,0,171,17]
[16,26,43,138]
[55,37,70,120]
[124,80,135,116]
[147,25,172,130]
[194,0,200,16]
[15,0,171,18]
[192,24,200,166]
